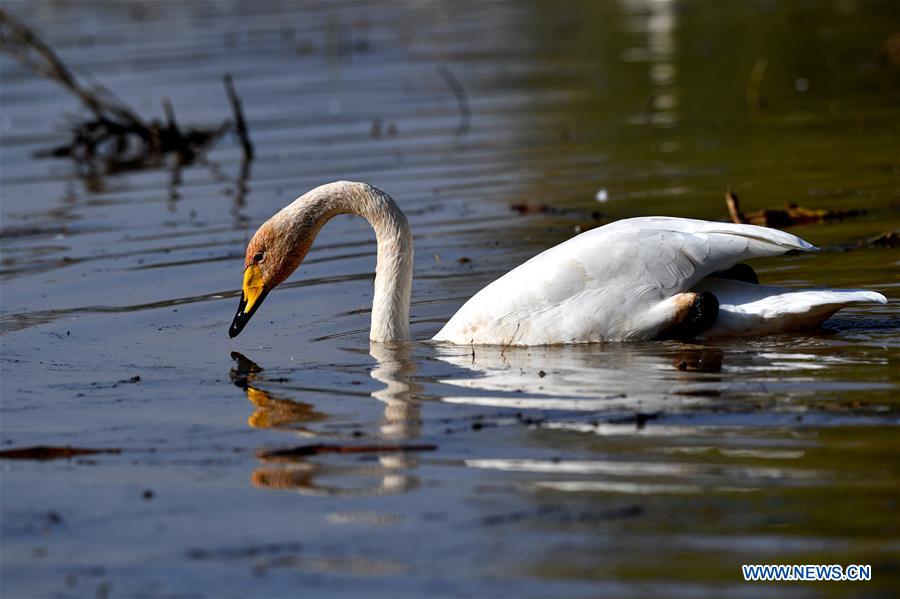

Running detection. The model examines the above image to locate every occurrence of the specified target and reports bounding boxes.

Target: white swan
[229,181,886,344]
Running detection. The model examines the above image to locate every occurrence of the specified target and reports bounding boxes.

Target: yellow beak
[242,264,266,314]
[229,264,269,337]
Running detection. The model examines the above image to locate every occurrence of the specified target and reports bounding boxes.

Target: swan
[229,181,886,344]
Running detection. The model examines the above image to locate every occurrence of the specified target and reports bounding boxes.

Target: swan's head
[229,215,313,338]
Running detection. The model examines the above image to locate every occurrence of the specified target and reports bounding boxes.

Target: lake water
[1,1,898,597]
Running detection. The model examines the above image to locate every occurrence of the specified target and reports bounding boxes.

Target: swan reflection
[430,341,840,494]
[230,345,422,496]
[229,339,848,498]
[229,351,327,434]
[369,342,423,469]
[431,342,726,413]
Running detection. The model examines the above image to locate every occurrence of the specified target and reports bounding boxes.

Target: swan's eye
[253,252,265,263]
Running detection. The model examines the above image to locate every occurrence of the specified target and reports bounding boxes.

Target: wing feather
[433,216,819,344]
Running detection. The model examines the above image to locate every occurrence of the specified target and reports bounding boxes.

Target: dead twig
[0,9,140,125]
[257,443,437,459]
[862,230,898,247]
[827,230,899,252]
[0,445,122,461]
[726,189,864,228]
[224,73,254,161]
[725,188,745,224]
[0,10,252,176]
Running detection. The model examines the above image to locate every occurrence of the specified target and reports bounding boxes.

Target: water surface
[1,1,898,597]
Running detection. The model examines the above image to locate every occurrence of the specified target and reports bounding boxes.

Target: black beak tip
[229,294,249,338]
[228,289,268,339]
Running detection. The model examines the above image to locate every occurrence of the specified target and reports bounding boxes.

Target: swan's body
[433,215,885,344]
[229,181,886,344]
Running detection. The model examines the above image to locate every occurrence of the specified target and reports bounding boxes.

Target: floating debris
[829,229,899,251]
[862,230,899,248]
[510,202,604,223]
[0,445,121,461]
[725,189,864,228]
[674,348,724,373]
[480,504,643,527]
[257,443,437,459]
[186,542,304,561]
[510,202,553,215]
[607,412,660,429]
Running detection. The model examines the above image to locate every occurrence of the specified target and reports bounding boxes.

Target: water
[1,1,898,597]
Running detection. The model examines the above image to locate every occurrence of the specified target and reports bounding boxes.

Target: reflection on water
[219,336,898,593]
[621,0,680,127]
[231,345,423,496]
[434,342,730,413]
[369,342,422,443]
[251,455,420,498]
[230,336,897,497]
[230,351,327,432]
[435,338,896,421]
[2,0,898,595]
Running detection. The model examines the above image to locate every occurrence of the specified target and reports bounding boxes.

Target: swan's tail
[694,278,887,337]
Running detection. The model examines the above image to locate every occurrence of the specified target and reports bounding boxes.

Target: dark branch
[224,74,254,161]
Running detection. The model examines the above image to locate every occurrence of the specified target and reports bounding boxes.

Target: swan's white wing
[433,217,816,345]
[696,278,887,336]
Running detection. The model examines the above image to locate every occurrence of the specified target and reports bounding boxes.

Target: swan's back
[432,216,883,345]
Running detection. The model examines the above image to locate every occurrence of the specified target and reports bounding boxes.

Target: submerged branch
[0,9,253,177]
[224,73,254,161]
[0,9,141,126]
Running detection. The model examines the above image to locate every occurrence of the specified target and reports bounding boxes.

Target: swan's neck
[286,181,413,342]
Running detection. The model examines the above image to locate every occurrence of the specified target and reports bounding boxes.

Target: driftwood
[725,189,864,228]
[0,445,121,461]
[258,443,437,460]
[861,230,898,248]
[0,9,253,174]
